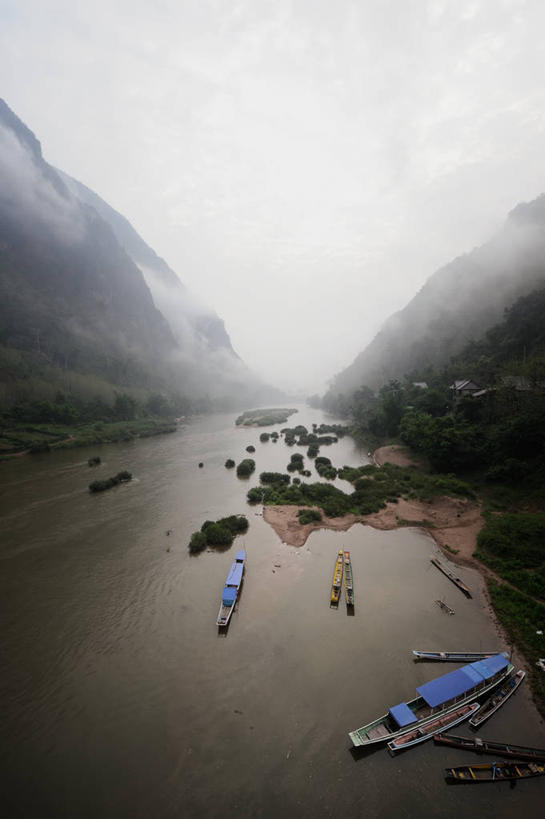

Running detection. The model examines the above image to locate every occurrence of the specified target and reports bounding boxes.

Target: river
[1,406,544,818]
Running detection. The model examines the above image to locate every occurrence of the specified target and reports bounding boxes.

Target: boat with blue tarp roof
[349,653,513,747]
[217,549,245,627]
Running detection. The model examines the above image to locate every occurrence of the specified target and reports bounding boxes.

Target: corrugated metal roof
[226,562,243,587]
[389,702,418,728]
[416,654,508,708]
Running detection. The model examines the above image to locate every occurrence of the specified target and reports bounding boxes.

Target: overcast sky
[2,0,545,392]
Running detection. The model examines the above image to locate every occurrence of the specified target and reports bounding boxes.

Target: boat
[330,550,344,605]
[348,653,513,748]
[387,702,479,754]
[343,550,354,607]
[469,669,525,727]
[434,733,545,762]
[435,599,455,615]
[412,650,505,662]
[445,760,545,783]
[216,549,245,627]
[430,556,472,598]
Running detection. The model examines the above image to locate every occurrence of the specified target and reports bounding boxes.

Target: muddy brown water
[1,406,544,818]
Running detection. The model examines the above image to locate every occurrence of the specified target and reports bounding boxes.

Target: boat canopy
[235,549,245,562]
[389,702,418,728]
[416,653,509,708]
[225,562,243,587]
[222,587,237,606]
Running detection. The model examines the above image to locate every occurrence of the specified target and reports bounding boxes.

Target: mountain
[325,195,545,399]
[0,98,276,409]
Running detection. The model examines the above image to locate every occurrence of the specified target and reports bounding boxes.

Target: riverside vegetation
[235,408,298,426]
[89,470,132,493]
[319,285,545,716]
[188,516,249,554]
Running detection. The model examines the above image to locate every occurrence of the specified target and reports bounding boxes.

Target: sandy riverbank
[373,444,426,468]
[262,495,484,560]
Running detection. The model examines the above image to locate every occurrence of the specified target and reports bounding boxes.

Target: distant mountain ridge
[326,194,545,398]
[0,98,276,409]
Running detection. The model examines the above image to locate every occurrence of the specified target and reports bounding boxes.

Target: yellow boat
[330,549,344,605]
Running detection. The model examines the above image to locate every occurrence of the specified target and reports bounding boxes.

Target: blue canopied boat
[217,550,245,627]
[349,653,513,747]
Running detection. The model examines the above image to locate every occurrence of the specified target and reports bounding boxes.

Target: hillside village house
[449,379,482,402]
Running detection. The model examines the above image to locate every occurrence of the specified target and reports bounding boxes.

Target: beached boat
[434,733,545,762]
[435,599,455,615]
[412,650,505,662]
[216,549,245,627]
[343,550,354,607]
[468,669,525,727]
[387,702,479,754]
[445,760,545,783]
[330,549,344,605]
[430,556,472,598]
[348,653,513,748]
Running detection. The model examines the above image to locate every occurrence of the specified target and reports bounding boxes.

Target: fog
[2,1,545,392]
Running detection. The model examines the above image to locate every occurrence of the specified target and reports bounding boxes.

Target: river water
[1,406,544,818]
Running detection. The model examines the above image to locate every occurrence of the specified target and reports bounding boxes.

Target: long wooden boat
[412,650,505,662]
[434,733,545,762]
[469,669,525,727]
[217,549,245,627]
[387,702,479,754]
[430,556,472,598]
[343,550,354,608]
[330,549,344,605]
[445,760,545,783]
[349,654,513,748]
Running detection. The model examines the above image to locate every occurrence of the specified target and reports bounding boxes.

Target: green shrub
[88,456,101,466]
[189,531,207,553]
[246,445,256,453]
[225,459,236,468]
[237,459,256,477]
[297,508,322,524]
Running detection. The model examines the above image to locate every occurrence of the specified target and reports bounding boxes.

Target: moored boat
[469,669,525,727]
[445,760,545,783]
[387,702,479,754]
[349,653,513,748]
[217,549,245,627]
[330,549,344,605]
[430,556,472,597]
[343,550,354,608]
[412,650,505,662]
[434,733,545,762]
[435,599,455,615]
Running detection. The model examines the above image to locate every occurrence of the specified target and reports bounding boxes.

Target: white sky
[2,0,545,392]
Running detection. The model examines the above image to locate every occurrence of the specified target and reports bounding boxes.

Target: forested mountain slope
[0,98,275,409]
[326,194,545,399]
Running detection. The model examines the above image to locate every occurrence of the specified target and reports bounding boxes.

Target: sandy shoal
[263,496,483,562]
[373,444,425,468]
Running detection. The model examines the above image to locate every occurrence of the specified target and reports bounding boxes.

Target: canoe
[412,650,505,662]
[349,654,513,748]
[435,599,455,615]
[445,760,545,783]
[343,550,354,607]
[434,733,545,762]
[430,557,472,597]
[387,702,479,754]
[330,550,344,605]
[469,669,525,727]
[216,549,245,627]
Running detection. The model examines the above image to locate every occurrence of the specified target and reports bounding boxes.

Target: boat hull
[445,761,545,783]
[469,669,525,728]
[434,733,545,762]
[387,702,479,754]
[412,651,504,662]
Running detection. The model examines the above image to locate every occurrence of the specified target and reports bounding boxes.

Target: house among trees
[412,382,428,390]
[450,379,482,402]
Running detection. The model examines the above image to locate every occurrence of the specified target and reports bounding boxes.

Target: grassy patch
[476,512,545,600]
[487,580,545,718]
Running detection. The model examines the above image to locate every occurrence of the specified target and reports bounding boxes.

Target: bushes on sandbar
[246,445,256,453]
[189,515,249,553]
[297,508,322,525]
[225,459,236,468]
[88,456,101,466]
[89,470,132,493]
[237,458,256,477]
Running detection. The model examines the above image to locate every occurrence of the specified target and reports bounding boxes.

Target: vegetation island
[235,407,298,427]
[189,515,249,554]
